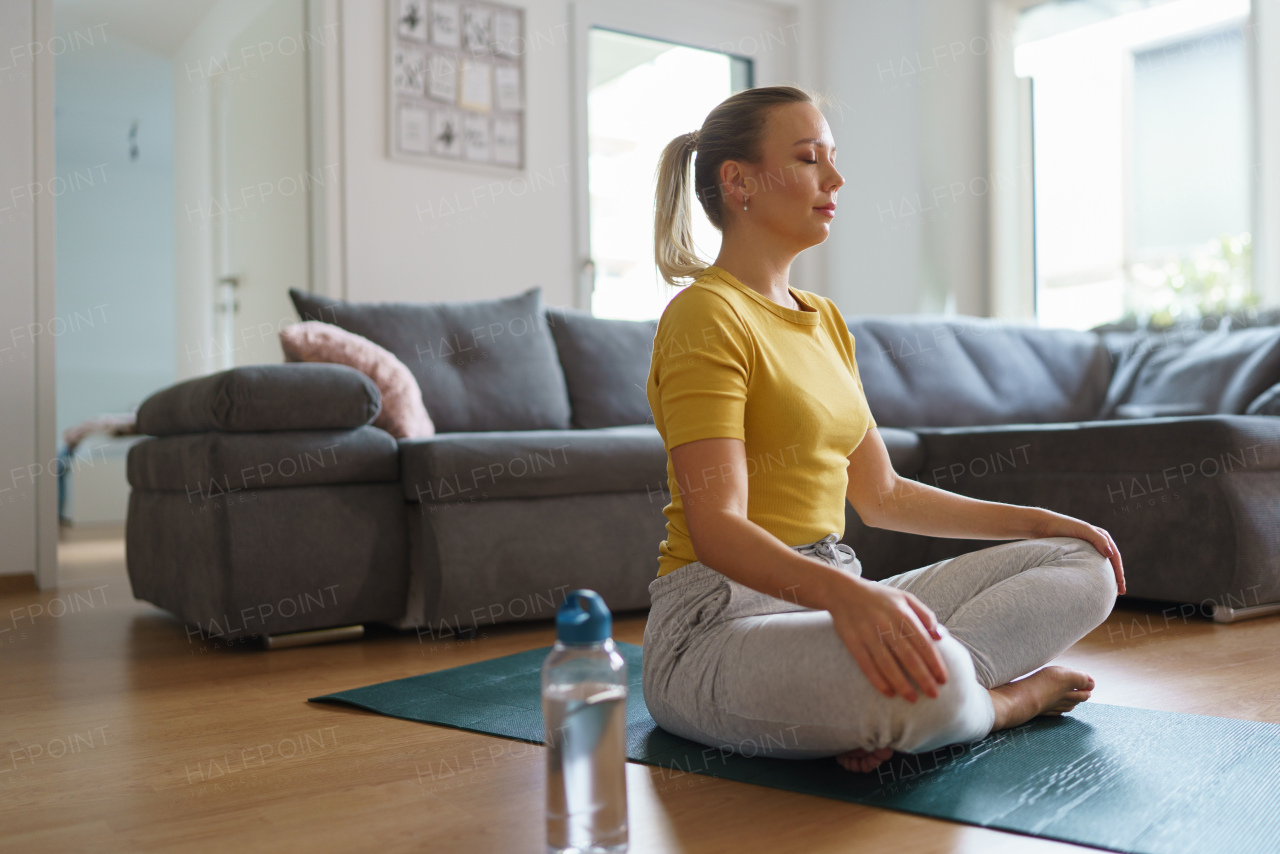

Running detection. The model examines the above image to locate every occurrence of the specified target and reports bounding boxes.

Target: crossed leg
[837,536,1117,772]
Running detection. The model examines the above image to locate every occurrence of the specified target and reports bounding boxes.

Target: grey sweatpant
[641,535,1117,759]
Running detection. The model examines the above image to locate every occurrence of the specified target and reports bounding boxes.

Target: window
[1015,0,1253,329]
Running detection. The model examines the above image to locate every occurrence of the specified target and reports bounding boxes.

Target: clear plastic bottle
[542,589,629,854]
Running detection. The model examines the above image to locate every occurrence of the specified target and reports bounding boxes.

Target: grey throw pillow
[290,288,571,433]
[1100,325,1280,417]
[545,307,658,428]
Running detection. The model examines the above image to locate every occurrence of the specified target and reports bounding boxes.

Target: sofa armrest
[902,415,1280,604]
[136,363,381,436]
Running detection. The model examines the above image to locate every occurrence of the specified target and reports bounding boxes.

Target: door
[570,0,799,320]
[212,0,313,367]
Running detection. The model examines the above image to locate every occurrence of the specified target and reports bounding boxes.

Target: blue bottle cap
[556,589,612,644]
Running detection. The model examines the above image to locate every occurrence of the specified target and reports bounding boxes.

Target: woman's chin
[778,219,831,251]
[805,223,832,246]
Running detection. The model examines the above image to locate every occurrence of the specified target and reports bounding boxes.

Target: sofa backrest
[847,315,1113,428]
[289,287,572,433]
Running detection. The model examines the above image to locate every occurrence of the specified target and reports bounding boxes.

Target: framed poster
[388,0,525,172]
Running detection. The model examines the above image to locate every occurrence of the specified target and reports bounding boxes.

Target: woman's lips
[814,204,836,219]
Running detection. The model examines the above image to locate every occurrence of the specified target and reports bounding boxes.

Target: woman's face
[720,101,844,249]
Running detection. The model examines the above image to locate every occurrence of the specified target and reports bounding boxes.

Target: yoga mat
[310,641,1280,854]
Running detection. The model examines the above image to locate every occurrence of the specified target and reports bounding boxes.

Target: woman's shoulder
[658,275,746,328]
[653,277,751,360]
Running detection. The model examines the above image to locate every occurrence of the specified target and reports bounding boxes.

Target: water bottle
[542,589,629,853]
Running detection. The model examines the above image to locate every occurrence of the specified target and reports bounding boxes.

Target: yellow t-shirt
[646,265,878,578]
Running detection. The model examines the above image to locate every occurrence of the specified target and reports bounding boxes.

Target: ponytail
[652,85,818,288]
[653,131,706,288]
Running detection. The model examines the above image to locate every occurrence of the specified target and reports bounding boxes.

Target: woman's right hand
[826,576,949,702]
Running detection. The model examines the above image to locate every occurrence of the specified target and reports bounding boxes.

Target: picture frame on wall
[388,0,525,172]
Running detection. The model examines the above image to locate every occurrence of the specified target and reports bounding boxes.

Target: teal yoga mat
[310,641,1280,854]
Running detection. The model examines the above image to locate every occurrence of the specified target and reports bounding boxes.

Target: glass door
[569,0,796,320]
[586,29,751,320]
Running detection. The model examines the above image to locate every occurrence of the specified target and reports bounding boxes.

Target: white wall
[1,0,58,584]
[275,0,1001,319]
[339,0,578,309]
[0,1,40,577]
[807,0,993,317]
[338,0,827,311]
[180,0,1280,363]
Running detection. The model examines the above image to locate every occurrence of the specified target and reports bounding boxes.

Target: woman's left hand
[1031,512,1126,595]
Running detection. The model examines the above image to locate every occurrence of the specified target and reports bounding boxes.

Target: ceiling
[54,0,223,58]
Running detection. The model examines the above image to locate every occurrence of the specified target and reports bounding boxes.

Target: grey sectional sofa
[839,318,1280,622]
[125,289,1280,645]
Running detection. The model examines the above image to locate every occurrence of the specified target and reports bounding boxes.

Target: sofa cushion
[1099,325,1280,418]
[290,287,572,433]
[136,363,381,436]
[128,427,399,497]
[545,307,658,429]
[847,316,1112,428]
[400,425,667,503]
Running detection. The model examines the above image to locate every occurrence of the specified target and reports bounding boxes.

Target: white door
[212,0,314,367]
[570,0,800,320]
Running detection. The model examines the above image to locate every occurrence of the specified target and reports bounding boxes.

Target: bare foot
[835,746,894,773]
[988,666,1095,731]
[835,666,1094,773]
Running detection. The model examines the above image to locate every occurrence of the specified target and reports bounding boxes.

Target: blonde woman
[642,85,1124,773]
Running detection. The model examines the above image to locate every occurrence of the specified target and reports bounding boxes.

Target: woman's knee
[890,632,996,753]
[1059,537,1118,621]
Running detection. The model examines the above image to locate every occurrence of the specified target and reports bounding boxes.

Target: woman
[641,85,1124,774]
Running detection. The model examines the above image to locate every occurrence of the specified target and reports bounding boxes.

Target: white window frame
[987,0,1280,322]
[568,0,800,312]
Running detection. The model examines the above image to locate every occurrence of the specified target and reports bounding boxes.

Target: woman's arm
[845,428,1126,594]
[673,437,850,610]
[672,436,950,701]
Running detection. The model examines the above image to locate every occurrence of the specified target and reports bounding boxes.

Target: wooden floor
[4,526,1279,853]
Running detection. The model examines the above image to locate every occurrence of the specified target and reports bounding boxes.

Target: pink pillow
[279,321,434,439]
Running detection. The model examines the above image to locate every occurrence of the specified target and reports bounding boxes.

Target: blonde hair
[653,85,817,287]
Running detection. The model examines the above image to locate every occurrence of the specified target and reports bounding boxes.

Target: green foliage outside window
[1122,232,1254,329]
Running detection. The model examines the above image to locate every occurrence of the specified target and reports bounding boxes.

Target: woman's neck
[711,247,800,310]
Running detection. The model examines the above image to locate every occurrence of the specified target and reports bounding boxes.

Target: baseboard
[0,573,38,595]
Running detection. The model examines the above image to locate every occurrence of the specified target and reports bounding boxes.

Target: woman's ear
[718,160,747,208]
